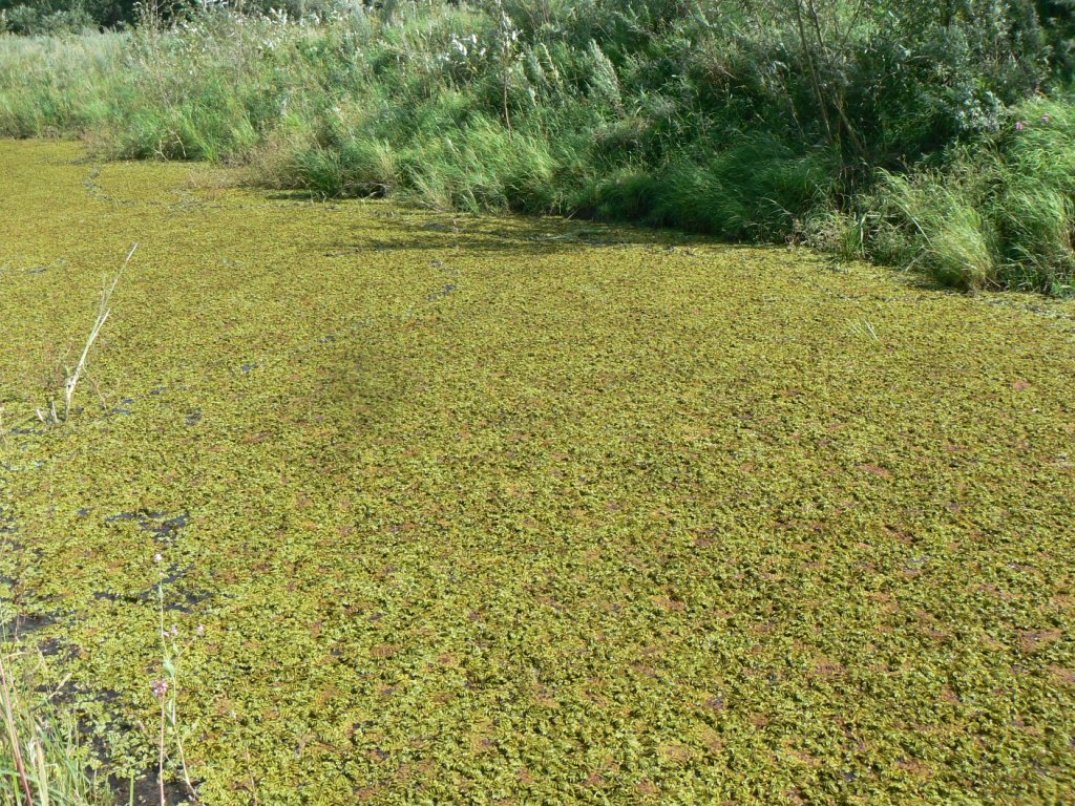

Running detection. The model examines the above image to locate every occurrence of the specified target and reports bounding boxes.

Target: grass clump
[586,139,839,240]
[848,98,1075,293]
[1,647,108,806]
[865,168,998,291]
[0,32,125,138]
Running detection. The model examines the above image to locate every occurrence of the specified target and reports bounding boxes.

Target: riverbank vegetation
[1,0,1073,293]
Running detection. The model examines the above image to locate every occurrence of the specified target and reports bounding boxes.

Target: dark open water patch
[11,610,58,635]
[110,770,196,806]
[105,509,190,543]
[97,509,212,610]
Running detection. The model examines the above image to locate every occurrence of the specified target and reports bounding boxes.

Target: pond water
[2,140,1074,803]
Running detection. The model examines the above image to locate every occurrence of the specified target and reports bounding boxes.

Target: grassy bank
[0,1,1073,294]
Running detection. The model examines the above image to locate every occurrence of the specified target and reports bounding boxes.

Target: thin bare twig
[62,243,138,422]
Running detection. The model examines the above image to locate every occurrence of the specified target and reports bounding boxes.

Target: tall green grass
[0,648,109,805]
[0,2,1072,294]
[0,32,124,137]
[839,99,1075,293]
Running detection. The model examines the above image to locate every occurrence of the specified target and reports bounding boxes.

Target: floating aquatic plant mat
[1,139,1074,803]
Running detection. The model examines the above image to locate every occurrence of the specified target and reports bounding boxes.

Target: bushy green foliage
[1039,0,1075,79]
[847,98,1075,292]
[0,0,1073,292]
[0,0,354,33]
[0,0,138,33]
[583,139,838,240]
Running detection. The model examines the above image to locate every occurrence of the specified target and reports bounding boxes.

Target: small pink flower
[151,679,169,700]
[170,625,179,637]
[1015,121,1026,131]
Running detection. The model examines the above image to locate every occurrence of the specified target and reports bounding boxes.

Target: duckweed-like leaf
[0,141,1073,803]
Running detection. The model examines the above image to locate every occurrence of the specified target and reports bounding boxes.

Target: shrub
[859,98,1075,293]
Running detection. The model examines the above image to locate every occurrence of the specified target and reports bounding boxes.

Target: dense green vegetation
[2,139,1074,803]
[2,4,1074,802]
[0,0,1073,292]
[1,645,112,805]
